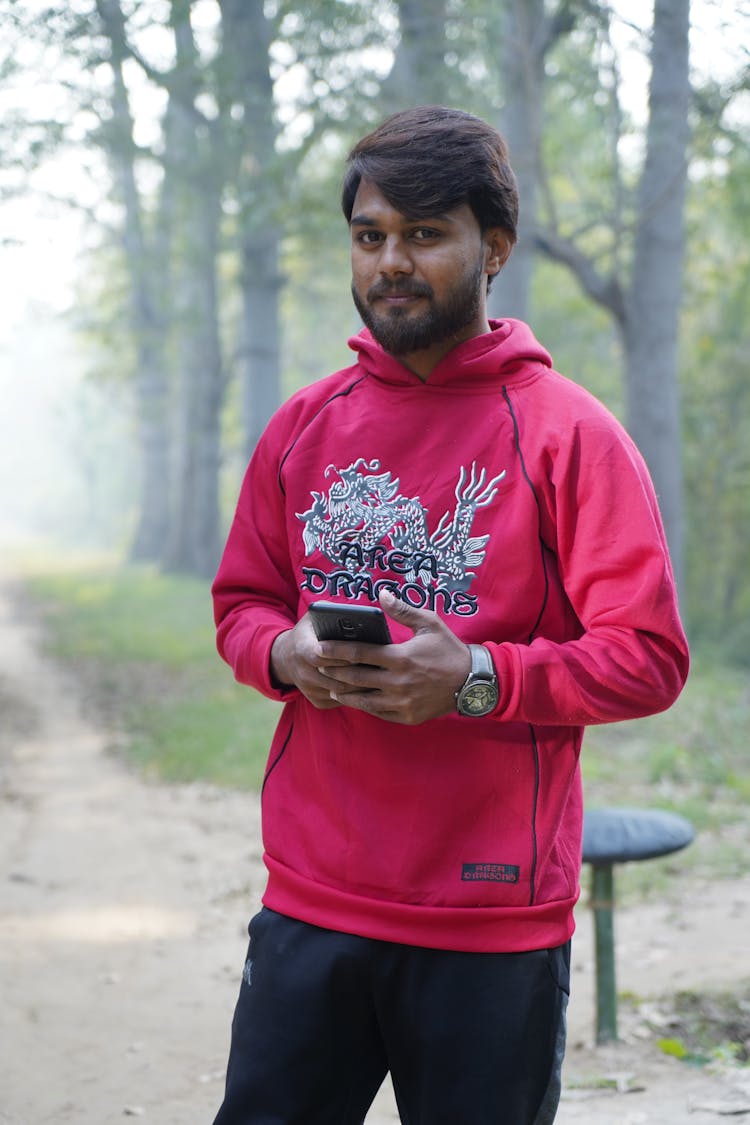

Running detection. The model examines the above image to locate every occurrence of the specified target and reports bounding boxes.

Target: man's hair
[342,105,518,242]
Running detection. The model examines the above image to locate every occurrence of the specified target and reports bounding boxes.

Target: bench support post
[591,863,617,1043]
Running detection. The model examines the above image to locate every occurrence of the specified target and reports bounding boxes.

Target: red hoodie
[212,319,689,953]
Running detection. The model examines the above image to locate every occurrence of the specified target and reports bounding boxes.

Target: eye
[411,227,441,242]
[354,229,384,246]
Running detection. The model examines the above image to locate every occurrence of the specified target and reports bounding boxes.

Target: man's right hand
[270,615,343,710]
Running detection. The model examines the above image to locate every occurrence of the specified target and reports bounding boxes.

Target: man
[211,106,689,1124]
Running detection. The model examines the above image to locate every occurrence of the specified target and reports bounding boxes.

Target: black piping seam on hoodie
[502,384,548,908]
[501,385,550,642]
[261,722,294,798]
[277,375,369,496]
[526,725,541,908]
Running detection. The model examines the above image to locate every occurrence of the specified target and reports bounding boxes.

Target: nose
[378,234,413,277]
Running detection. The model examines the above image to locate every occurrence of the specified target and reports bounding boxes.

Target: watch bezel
[455,645,498,717]
[456,679,499,716]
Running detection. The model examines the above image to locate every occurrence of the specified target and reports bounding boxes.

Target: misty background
[1,0,749,657]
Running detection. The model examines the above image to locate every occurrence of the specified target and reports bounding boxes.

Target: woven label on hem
[461,863,520,884]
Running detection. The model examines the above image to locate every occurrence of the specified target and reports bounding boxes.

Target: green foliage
[681,125,750,651]
[656,1037,691,1060]
[542,15,636,229]
[25,564,282,789]
[581,653,750,897]
[531,257,624,416]
[655,987,750,1067]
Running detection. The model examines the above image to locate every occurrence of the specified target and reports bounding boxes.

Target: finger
[329,686,386,710]
[320,663,387,689]
[316,641,392,668]
[378,589,440,635]
[304,693,342,710]
[298,663,351,702]
[301,669,346,709]
[329,688,416,724]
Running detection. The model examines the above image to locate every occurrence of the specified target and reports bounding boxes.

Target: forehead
[350,178,478,232]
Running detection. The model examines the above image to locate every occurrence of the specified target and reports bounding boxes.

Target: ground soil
[1,577,749,1124]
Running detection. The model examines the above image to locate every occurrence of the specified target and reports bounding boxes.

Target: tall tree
[161,0,225,576]
[218,0,283,457]
[380,0,449,110]
[533,0,691,590]
[623,0,690,590]
[68,0,228,574]
[95,0,172,564]
[489,0,579,323]
[681,90,750,645]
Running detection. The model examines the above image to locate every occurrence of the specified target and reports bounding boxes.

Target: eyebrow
[350,211,456,227]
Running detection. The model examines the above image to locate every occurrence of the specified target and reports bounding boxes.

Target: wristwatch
[455,645,498,717]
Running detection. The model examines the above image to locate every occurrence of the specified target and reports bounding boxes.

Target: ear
[484,229,514,278]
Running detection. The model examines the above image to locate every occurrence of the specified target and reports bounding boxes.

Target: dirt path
[1,578,749,1124]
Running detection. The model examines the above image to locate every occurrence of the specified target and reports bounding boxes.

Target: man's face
[349,179,503,377]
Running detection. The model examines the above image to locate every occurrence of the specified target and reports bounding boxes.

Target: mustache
[366,280,434,301]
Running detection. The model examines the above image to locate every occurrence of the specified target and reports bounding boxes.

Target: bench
[581,806,695,1043]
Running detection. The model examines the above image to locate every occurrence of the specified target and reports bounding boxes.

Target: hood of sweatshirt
[348,317,552,390]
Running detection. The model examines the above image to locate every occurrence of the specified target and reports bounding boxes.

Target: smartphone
[308,601,392,644]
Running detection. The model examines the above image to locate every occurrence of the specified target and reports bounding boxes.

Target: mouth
[378,293,423,306]
[369,286,431,307]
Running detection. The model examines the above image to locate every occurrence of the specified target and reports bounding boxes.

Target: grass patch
[580,657,750,897]
[666,986,750,1065]
[24,563,281,789]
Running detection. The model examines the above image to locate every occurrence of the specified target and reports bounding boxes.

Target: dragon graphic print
[296,458,505,616]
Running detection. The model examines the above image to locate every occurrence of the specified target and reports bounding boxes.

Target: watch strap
[467,643,494,680]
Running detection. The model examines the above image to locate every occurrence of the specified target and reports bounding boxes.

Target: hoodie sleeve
[485,414,689,726]
[211,421,300,703]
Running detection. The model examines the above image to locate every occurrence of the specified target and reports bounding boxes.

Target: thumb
[378,589,438,635]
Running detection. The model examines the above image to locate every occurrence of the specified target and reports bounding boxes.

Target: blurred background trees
[1,0,748,658]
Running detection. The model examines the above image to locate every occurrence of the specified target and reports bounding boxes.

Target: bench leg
[590,863,618,1043]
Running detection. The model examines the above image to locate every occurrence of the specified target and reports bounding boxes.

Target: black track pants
[212,908,570,1125]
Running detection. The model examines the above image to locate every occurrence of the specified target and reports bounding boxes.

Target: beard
[351,257,485,356]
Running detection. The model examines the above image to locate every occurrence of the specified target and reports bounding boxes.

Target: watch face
[460,681,498,716]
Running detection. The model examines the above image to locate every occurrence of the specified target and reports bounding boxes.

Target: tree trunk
[623,0,690,591]
[488,0,546,322]
[162,1,224,576]
[219,0,283,458]
[167,194,223,577]
[530,0,690,593]
[96,0,172,563]
[380,0,449,111]
[129,346,172,562]
[489,1,581,321]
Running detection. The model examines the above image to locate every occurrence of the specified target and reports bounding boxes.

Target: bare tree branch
[533,225,627,326]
